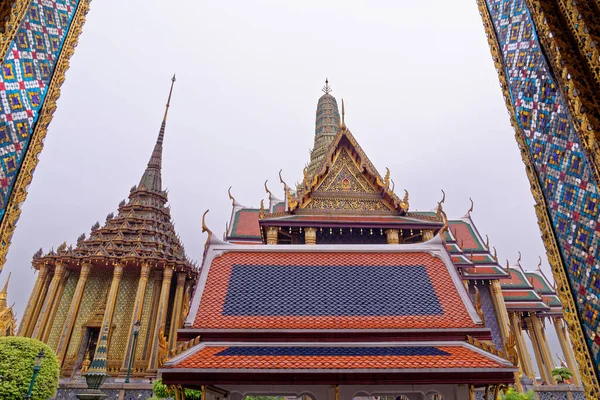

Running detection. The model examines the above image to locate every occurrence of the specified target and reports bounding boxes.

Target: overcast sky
[2,0,563,373]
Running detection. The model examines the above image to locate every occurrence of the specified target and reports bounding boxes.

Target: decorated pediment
[293,128,408,215]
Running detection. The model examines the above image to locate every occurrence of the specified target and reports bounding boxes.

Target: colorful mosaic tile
[0,0,80,220]
[484,0,600,373]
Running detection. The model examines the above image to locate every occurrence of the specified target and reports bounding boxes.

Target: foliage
[0,336,59,400]
[152,379,203,400]
[501,387,534,400]
[552,367,573,383]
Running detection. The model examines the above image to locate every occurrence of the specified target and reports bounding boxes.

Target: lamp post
[24,349,45,399]
[125,321,141,383]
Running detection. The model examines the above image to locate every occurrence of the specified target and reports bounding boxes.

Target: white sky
[2,0,563,375]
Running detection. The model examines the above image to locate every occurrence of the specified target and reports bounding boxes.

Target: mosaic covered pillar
[148,265,173,371]
[18,263,49,335]
[95,262,124,356]
[32,262,65,339]
[41,267,70,341]
[55,261,91,363]
[0,0,92,273]
[477,0,600,394]
[121,262,151,373]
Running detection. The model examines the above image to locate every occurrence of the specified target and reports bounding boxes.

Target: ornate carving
[157,325,168,367]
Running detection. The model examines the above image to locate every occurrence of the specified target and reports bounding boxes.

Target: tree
[501,387,534,400]
[0,336,59,400]
[552,367,573,384]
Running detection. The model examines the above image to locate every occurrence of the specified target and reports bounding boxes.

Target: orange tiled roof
[230,209,261,238]
[165,343,508,370]
[193,251,478,330]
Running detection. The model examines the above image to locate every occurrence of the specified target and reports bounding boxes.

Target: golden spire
[322,78,332,95]
[139,75,176,192]
[0,272,9,308]
[340,99,347,130]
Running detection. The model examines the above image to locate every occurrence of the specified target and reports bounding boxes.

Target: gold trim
[0,0,91,272]
[477,1,600,395]
[0,0,29,59]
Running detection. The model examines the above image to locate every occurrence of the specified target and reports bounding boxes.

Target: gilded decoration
[317,150,377,194]
[46,270,78,350]
[107,268,137,360]
[65,270,110,362]
[478,0,600,395]
[136,276,155,362]
[0,0,91,272]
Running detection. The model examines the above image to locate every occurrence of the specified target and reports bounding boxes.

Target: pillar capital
[385,229,399,244]
[266,226,278,245]
[304,227,317,245]
[54,261,66,276]
[140,262,152,277]
[163,265,174,278]
[422,229,434,242]
[80,261,92,277]
[176,271,187,285]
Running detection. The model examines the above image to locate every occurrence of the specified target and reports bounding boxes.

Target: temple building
[0,273,16,336]
[159,83,583,399]
[478,1,600,395]
[18,77,198,399]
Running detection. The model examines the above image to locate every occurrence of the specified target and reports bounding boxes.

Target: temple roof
[33,77,197,274]
[186,238,488,336]
[162,342,515,376]
[500,265,549,313]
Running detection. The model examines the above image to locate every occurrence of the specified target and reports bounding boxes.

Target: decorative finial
[537,255,543,271]
[322,78,332,95]
[403,189,409,206]
[202,210,212,237]
[340,99,346,130]
[438,204,449,242]
[506,259,510,274]
[485,234,490,251]
[493,246,498,262]
[227,186,237,206]
[391,179,395,192]
[517,251,522,267]
[474,286,485,324]
[259,199,265,219]
[467,197,474,216]
[440,189,446,204]
[264,180,273,198]
[164,74,176,122]
[1,272,11,294]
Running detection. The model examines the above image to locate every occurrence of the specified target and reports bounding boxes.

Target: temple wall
[107,268,137,366]
[136,276,155,362]
[47,271,78,350]
[64,269,110,372]
[479,282,504,350]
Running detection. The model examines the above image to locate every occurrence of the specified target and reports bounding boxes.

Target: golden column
[32,262,66,339]
[553,317,581,385]
[148,265,174,371]
[120,262,151,373]
[168,272,187,349]
[56,261,92,363]
[19,264,50,336]
[531,314,557,384]
[304,227,317,245]
[41,268,71,342]
[385,229,399,244]
[490,281,522,391]
[525,315,555,384]
[509,312,536,381]
[266,226,278,245]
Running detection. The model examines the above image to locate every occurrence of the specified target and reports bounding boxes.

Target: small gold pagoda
[18,76,197,381]
[0,273,16,336]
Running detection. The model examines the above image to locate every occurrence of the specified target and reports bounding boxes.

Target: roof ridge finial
[340,99,346,130]
[322,78,332,95]
[139,75,176,192]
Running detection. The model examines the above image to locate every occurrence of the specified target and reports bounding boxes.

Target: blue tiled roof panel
[215,346,451,357]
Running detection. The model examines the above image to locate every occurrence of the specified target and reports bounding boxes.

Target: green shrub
[501,387,534,400]
[552,367,573,383]
[153,379,202,400]
[0,336,59,400]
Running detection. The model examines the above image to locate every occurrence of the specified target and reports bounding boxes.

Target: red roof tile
[449,221,484,251]
[166,344,506,370]
[193,251,477,330]
[231,209,261,238]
